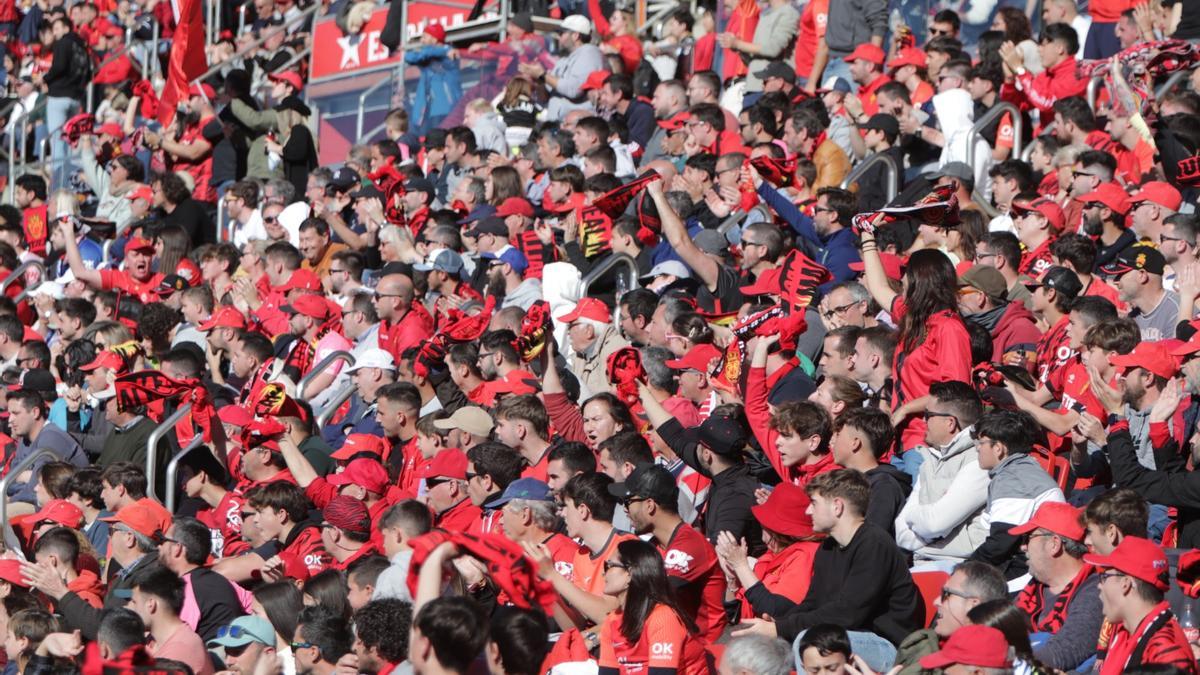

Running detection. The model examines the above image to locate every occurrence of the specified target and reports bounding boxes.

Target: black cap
[405,177,436,195]
[608,463,678,506]
[692,414,747,457]
[458,204,497,225]
[510,12,534,32]
[1100,245,1166,277]
[468,216,509,238]
[329,167,361,191]
[14,368,55,393]
[157,274,190,295]
[862,113,900,140]
[753,61,795,85]
[1024,265,1083,298]
[351,184,385,200]
[274,95,312,117]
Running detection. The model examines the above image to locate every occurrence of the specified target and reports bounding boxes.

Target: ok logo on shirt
[663,549,694,573]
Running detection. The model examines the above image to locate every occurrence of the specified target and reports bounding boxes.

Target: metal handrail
[0,448,60,542]
[316,383,355,430]
[1087,75,1104,112]
[6,104,35,202]
[192,2,323,86]
[356,72,395,140]
[840,152,898,205]
[147,402,192,502]
[0,260,44,294]
[966,101,1023,175]
[581,252,638,297]
[164,436,206,512]
[87,23,158,111]
[1156,69,1189,99]
[298,350,355,400]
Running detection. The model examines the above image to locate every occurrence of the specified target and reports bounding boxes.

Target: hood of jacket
[930,425,978,462]
[933,89,975,138]
[871,462,914,498]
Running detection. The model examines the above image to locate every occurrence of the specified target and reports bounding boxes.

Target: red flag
[157,0,207,125]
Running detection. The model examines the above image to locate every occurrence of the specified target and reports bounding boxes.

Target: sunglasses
[603,560,627,572]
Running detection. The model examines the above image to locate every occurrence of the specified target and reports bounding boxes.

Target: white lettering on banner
[651,643,674,656]
[367,31,389,62]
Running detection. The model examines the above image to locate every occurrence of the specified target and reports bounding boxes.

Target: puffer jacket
[895,426,991,562]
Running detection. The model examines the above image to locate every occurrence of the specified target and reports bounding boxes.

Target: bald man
[373,274,435,361]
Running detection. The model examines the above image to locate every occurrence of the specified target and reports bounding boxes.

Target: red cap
[1011,197,1065,232]
[581,70,610,92]
[846,43,886,66]
[1171,332,1200,357]
[422,448,469,481]
[0,560,29,588]
[188,83,216,100]
[1111,341,1179,380]
[919,625,1012,670]
[664,343,723,373]
[322,495,371,534]
[80,350,126,373]
[22,326,43,343]
[849,252,907,282]
[1007,501,1084,541]
[1130,181,1183,211]
[739,267,781,296]
[100,501,172,539]
[752,483,816,538]
[331,433,389,460]
[199,306,247,331]
[16,499,85,529]
[556,297,611,324]
[1080,182,1132,216]
[126,236,156,253]
[267,70,303,92]
[102,23,123,37]
[424,23,446,42]
[327,458,390,495]
[218,405,253,428]
[287,294,334,321]
[278,269,323,292]
[1085,535,1171,591]
[887,46,927,70]
[496,197,535,219]
[126,185,153,202]
[97,123,125,140]
[657,111,691,131]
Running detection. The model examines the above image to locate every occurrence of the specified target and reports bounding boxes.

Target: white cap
[560,14,591,34]
[29,282,64,300]
[345,348,396,373]
[642,260,690,281]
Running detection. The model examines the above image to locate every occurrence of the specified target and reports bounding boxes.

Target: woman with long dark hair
[598,540,708,675]
[252,581,305,674]
[859,243,972,458]
[969,599,1053,675]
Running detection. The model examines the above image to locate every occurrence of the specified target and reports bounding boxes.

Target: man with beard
[753,175,858,291]
[477,330,538,401]
[1095,341,1177,473]
[483,248,540,310]
[1102,246,1178,341]
[1079,181,1138,274]
[956,266,1041,364]
[642,80,689,166]
[341,599,412,675]
[1013,198,1062,278]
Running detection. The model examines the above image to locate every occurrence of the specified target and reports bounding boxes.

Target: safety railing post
[966,102,1022,176]
[357,73,394,140]
[165,436,206,513]
[0,260,44,294]
[0,449,60,545]
[1087,75,1103,112]
[147,402,193,502]
[297,351,355,400]
[839,153,899,205]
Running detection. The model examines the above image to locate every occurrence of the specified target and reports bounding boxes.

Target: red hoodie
[68,569,106,609]
[989,301,1044,364]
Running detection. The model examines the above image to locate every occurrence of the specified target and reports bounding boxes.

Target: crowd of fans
[1,0,1200,672]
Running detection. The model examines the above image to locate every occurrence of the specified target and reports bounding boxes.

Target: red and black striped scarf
[1017,563,1096,634]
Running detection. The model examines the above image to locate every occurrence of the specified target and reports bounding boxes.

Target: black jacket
[762,522,922,645]
[865,463,913,537]
[657,418,764,557]
[185,567,248,642]
[44,33,89,100]
[1104,420,1200,547]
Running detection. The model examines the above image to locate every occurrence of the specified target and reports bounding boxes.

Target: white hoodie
[934,89,994,195]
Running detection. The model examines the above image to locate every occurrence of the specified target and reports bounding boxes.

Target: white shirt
[233,209,265,248]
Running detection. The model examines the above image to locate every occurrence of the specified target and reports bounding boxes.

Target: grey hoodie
[895,426,991,562]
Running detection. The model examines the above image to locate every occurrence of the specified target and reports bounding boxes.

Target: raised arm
[857,230,897,311]
[60,218,103,288]
[649,179,720,291]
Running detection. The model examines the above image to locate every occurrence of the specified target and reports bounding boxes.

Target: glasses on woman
[603,560,626,572]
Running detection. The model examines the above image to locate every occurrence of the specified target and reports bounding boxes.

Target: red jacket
[1002,56,1088,127]
[891,298,972,450]
[990,301,1044,363]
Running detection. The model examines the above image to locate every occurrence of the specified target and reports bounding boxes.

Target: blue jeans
[45,95,80,188]
[821,57,854,91]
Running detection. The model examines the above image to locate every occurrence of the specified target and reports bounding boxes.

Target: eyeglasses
[290,641,318,651]
[1025,532,1057,544]
[974,252,997,262]
[813,206,836,214]
[622,496,648,508]
[1161,234,1193,246]
[939,587,976,602]
[741,240,765,248]
[603,560,627,572]
[923,410,958,422]
[822,302,859,319]
[263,217,278,224]
[465,471,480,481]
[427,478,455,488]
[1098,571,1127,582]
[330,268,347,274]
[477,351,494,361]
